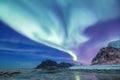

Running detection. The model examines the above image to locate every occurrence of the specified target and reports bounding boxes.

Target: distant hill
[36,60,74,70]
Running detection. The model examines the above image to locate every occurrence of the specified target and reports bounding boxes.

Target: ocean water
[0,69,120,80]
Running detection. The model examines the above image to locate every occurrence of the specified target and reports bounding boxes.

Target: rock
[92,40,120,65]
[0,71,21,77]
[36,60,74,70]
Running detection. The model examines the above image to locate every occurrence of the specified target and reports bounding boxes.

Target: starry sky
[0,0,120,68]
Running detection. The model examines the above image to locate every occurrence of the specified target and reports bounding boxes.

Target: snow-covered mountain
[92,40,120,65]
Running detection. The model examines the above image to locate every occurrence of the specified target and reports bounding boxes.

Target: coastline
[0,65,120,74]
[69,65,120,73]
[0,66,120,80]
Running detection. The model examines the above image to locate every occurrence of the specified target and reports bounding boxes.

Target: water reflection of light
[75,74,80,80]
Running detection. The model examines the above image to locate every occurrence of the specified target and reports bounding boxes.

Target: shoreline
[69,65,120,73]
[0,65,120,75]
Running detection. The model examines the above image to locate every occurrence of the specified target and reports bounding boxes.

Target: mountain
[92,40,120,65]
[36,60,74,70]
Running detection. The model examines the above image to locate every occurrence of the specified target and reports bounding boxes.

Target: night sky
[0,21,73,68]
[0,0,120,68]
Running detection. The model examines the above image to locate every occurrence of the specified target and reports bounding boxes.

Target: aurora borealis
[0,0,120,68]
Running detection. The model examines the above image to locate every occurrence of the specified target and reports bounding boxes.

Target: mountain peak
[108,40,120,48]
[92,40,120,65]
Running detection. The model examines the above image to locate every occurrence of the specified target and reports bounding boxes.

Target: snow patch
[108,40,120,48]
